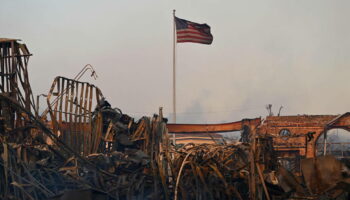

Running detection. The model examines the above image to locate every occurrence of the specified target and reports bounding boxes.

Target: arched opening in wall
[219,125,250,144]
[316,128,350,159]
[219,131,241,144]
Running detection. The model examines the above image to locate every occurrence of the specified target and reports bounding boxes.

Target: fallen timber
[1,38,350,199]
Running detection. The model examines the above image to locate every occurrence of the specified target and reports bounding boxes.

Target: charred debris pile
[0,91,263,200]
[0,39,263,200]
[1,39,350,200]
[0,91,267,199]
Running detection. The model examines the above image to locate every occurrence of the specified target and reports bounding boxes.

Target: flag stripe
[177,35,213,44]
[177,40,211,44]
[177,38,212,44]
[177,32,212,38]
[177,35,212,40]
[177,37,211,42]
[177,30,212,37]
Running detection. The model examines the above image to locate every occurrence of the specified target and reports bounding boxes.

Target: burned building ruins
[1,38,350,199]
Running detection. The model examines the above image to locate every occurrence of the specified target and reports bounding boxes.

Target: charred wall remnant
[167,118,261,145]
[0,39,35,142]
[46,76,104,155]
[0,38,34,111]
[168,114,350,167]
[257,114,350,176]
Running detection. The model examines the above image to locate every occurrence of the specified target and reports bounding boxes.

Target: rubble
[172,143,251,199]
[0,91,170,199]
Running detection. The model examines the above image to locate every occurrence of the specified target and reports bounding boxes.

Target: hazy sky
[1,0,349,123]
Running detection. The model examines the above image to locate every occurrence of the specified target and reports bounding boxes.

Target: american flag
[175,17,213,45]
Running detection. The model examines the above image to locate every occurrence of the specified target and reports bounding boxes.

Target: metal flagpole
[172,9,177,145]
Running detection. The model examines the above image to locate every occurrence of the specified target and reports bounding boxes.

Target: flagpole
[172,9,177,145]
[173,9,176,124]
